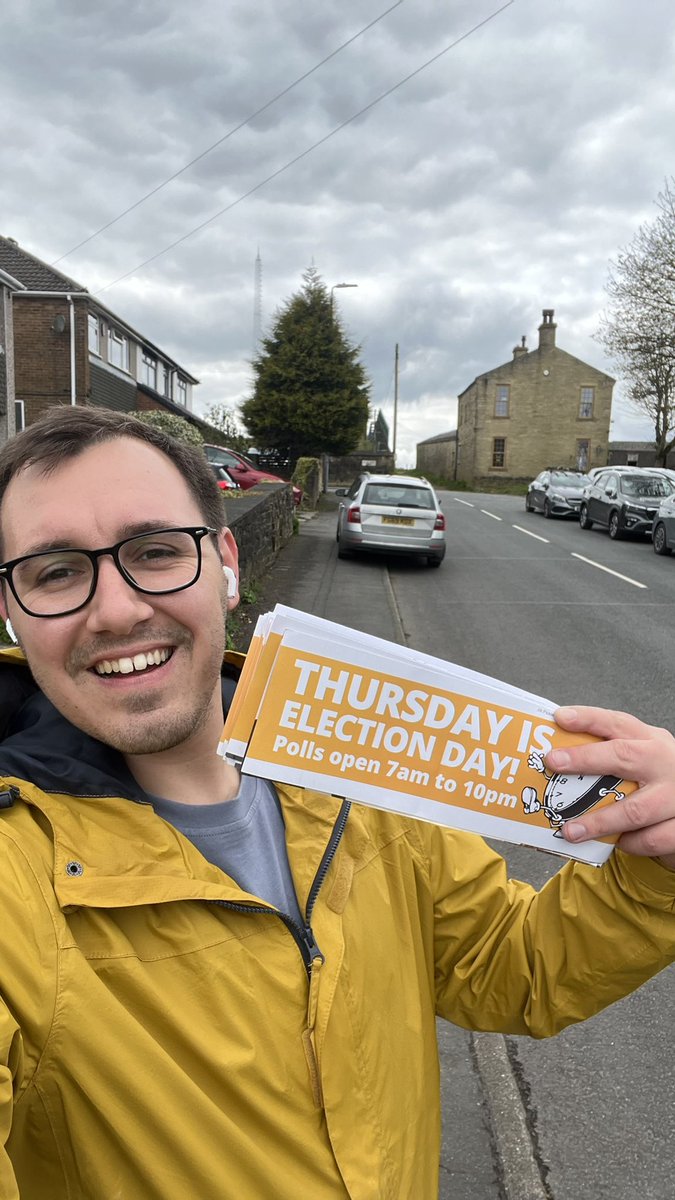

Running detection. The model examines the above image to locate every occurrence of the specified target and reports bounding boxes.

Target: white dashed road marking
[453,498,475,507]
[512,524,550,543]
[481,510,502,521]
[571,553,648,589]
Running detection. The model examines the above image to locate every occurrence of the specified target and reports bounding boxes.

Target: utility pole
[252,248,262,359]
[392,342,399,462]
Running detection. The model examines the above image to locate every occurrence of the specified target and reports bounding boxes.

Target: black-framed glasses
[0,526,217,618]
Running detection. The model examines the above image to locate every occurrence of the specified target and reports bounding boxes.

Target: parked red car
[204,445,302,506]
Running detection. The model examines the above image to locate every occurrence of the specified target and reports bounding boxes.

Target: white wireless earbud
[222,566,238,599]
[4,619,18,645]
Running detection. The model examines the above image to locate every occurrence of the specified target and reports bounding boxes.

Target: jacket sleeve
[424,826,675,1038]
[0,1002,22,1200]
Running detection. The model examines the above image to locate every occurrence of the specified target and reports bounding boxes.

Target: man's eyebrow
[16,521,186,558]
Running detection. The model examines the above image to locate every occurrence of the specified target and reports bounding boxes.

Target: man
[0,406,674,1200]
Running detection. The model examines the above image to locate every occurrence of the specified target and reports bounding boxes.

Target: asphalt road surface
[249,490,675,1200]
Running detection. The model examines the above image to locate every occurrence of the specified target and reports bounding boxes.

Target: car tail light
[434,513,446,531]
[347,505,361,524]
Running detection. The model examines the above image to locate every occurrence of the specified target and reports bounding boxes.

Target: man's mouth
[92,647,174,677]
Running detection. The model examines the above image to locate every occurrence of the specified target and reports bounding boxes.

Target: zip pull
[302,954,325,1109]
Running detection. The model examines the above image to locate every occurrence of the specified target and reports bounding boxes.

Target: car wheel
[543,498,552,519]
[579,504,593,530]
[427,556,442,568]
[337,538,351,560]
[653,523,672,556]
[525,494,534,512]
[608,511,623,540]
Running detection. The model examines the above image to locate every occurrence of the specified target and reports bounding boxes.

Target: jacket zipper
[209,799,352,975]
[210,798,351,1109]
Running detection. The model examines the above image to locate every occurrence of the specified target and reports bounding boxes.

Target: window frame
[108,327,130,373]
[576,439,591,471]
[492,437,506,468]
[87,313,100,356]
[14,400,25,434]
[579,386,595,419]
[175,377,188,406]
[494,384,510,419]
[141,349,158,390]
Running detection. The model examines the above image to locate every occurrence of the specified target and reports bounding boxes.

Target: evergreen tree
[241,267,370,465]
[597,179,675,464]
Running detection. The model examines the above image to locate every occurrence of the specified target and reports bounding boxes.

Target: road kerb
[472,1033,549,1200]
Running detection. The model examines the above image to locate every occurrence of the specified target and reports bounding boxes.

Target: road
[248,490,675,1200]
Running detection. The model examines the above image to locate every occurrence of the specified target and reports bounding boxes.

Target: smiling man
[2,406,675,1200]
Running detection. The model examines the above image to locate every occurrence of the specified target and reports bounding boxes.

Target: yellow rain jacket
[1,648,675,1199]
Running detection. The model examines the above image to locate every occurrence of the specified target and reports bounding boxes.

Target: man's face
[0,438,236,756]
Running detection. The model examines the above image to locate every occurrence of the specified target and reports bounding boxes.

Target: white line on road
[512,524,550,543]
[571,553,648,589]
[454,498,474,506]
[481,509,502,521]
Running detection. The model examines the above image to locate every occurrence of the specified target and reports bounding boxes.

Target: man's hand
[546,706,675,869]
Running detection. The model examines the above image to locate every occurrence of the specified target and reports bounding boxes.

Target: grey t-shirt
[148,774,304,927]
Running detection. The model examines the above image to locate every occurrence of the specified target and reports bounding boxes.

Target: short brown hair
[0,407,227,549]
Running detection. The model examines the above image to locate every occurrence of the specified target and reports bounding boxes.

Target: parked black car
[525,469,588,518]
[579,470,673,539]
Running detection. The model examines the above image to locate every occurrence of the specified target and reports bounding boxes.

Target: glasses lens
[14,551,94,616]
[119,530,200,593]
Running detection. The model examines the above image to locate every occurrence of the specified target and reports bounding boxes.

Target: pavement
[235,496,550,1200]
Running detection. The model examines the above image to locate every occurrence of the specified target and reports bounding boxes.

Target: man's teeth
[94,648,172,676]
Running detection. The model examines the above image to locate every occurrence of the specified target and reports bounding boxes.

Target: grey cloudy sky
[3,0,674,464]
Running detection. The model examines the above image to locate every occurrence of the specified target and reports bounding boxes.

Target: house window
[175,377,187,406]
[579,386,594,418]
[576,439,590,471]
[495,385,510,418]
[492,437,506,468]
[141,351,158,390]
[626,453,639,466]
[108,328,129,371]
[88,314,100,355]
[14,400,25,433]
[160,363,171,397]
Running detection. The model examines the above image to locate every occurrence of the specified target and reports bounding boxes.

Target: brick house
[451,309,614,486]
[0,235,208,442]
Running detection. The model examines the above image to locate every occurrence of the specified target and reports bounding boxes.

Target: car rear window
[362,484,435,509]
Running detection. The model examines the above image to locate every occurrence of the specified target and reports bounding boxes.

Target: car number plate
[382,515,414,526]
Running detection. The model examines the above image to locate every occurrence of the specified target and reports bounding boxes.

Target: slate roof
[0,235,87,293]
[417,429,457,445]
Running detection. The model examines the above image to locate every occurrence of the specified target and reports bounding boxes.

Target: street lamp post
[330,282,358,313]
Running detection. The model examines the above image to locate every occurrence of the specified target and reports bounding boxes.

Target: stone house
[0,235,205,442]
[415,430,457,479]
[450,309,614,486]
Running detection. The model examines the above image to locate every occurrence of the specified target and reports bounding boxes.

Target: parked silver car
[335,474,446,566]
[652,493,675,555]
[525,469,588,518]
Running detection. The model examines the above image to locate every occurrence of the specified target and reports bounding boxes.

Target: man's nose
[83,555,156,633]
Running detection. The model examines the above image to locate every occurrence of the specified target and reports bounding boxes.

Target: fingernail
[565,822,586,842]
[548,749,571,770]
[556,707,578,723]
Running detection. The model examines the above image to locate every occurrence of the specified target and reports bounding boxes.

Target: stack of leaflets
[219,605,633,866]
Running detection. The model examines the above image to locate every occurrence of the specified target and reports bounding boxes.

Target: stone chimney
[512,335,528,359]
[538,309,557,350]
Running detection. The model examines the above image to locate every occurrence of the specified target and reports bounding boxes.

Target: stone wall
[224,482,294,587]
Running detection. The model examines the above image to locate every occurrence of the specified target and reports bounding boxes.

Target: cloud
[2,0,673,463]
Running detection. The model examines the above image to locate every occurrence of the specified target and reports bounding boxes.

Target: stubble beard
[28,609,229,756]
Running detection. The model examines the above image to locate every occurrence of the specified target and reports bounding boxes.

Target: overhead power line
[51,1,404,266]
[96,0,514,295]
